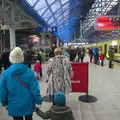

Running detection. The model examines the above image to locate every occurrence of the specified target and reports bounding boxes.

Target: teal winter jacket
[0,63,42,116]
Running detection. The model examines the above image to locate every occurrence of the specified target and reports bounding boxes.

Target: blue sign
[35,27,43,32]
[52,27,57,32]
[35,27,57,32]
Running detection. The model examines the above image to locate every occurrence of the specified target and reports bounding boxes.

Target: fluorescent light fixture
[111,41,117,46]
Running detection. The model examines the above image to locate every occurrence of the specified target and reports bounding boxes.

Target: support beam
[118,0,120,15]
[0,0,38,28]
[9,28,16,50]
[0,7,13,24]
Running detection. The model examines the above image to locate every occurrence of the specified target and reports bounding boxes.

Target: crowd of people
[0,46,75,120]
[0,45,115,120]
[88,47,114,68]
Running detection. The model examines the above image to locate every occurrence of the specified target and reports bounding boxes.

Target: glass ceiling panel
[37,7,48,16]
[59,19,64,24]
[63,10,69,17]
[42,9,52,20]
[27,0,38,6]
[51,2,61,13]
[47,17,55,24]
[51,22,57,26]
[57,15,63,22]
[62,7,69,12]
[34,0,47,11]
[26,0,70,27]
[47,0,56,5]
[61,0,69,5]
[55,9,62,18]
[64,15,69,21]
[62,2,69,10]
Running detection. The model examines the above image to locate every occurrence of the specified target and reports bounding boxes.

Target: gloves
[35,107,39,112]
[46,80,48,83]
[3,105,8,110]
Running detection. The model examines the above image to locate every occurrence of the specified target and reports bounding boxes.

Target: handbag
[13,75,29,89]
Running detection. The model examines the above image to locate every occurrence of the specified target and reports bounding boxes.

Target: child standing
[35,92,75,120]
[100,50,104,66]
[34,60,42,80]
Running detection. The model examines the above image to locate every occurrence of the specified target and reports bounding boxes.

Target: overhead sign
[95,16,120,31]
[35,27,57,32]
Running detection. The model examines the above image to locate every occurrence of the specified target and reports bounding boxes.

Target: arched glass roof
[26,0,70,27]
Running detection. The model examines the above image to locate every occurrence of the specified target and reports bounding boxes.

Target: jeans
[101,60,104,66]
[13,114,32,120]
[94,56,99,65]
[90,55,93,63]
[109,60,113,68]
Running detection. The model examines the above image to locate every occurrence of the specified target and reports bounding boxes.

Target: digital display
[94,16,120,31]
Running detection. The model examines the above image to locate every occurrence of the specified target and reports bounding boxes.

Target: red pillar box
[71,62,88,93]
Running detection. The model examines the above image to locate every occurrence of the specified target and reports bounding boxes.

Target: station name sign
[35,27,57,32]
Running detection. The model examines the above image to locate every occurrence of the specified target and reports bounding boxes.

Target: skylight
[26,0,70,27]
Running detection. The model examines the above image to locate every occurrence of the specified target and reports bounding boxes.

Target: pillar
[118,0,120,15]
[9,28,16,50]
[80,19,83,44]
[56,37,59,47]
[41,33,45,45]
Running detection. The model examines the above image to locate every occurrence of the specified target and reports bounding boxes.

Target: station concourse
[1,58,120,120]
[1,0,120,120]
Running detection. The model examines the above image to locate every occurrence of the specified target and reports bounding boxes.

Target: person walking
[46,47,73,104]
[93,47,99,65]
[80,48,85,62]
[35,92,75,120]
[0,47,42,120]
[0,49,11,70]
[24,50,32,68]
[34,60,42,80]
[77,48,81,62]
[108,48,114,68]
[100,50,104,66]
[89,47,93,63]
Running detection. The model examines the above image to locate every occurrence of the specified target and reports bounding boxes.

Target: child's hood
[50,105,72,115]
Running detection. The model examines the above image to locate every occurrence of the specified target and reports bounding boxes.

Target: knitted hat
[9,47,24,64]
[36,60,40,63]
[54,92,66,105]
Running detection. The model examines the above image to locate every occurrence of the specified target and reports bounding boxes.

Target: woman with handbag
[0,47,42,120]
[46,47,73,104]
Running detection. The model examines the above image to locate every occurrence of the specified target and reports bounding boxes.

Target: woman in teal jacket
[0,47,42,120]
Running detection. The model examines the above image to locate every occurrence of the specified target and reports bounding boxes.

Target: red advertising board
[71,62,88,93]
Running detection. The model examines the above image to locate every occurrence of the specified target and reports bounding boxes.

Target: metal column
[74,31,77,43]
[118,0,120,15]
[9,28,16,50]
[80,19,83,43]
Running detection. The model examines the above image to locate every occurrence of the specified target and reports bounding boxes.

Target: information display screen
[94,16,120,31]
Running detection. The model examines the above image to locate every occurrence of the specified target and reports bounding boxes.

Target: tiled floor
[1,57,120,120]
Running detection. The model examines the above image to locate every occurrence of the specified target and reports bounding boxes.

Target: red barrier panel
[71,62,88,93]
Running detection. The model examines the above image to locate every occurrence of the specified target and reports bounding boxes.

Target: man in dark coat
[89,47,93,63]
[24,50,32,68]
[36,53,42,64]
[108,49,114,68]
[69,49,76,62]
[93,47,99,64]
[49,46,56,58]
[0,50,11,70]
